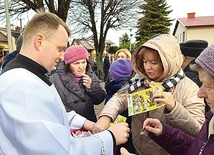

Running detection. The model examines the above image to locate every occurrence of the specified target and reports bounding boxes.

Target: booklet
[110,115,127,126]
[127,85,164,116]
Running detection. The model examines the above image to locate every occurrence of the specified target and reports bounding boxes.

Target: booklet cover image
[110,115,127,126]
[127,85,164,116]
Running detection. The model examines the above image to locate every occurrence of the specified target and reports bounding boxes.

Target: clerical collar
[2,54,52,86]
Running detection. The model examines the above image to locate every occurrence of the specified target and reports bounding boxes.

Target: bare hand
[92,116,111,134]
[83,119,95,131]
[153,91,176,111]
[142,118,163,136]
[82,74,92,88]
[108,122,130,145]
[120,147,136,155]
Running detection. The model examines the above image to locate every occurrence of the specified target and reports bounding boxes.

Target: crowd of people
[0,11,214,155]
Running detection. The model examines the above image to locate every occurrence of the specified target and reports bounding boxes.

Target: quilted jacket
[100,34,205,155]
[151,112,214,155]
[51,62,105,122]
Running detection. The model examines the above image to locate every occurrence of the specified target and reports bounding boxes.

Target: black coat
[1,50,19,70]
[184,59,201,87]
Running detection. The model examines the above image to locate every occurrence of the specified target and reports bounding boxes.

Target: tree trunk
[96,51,104,80]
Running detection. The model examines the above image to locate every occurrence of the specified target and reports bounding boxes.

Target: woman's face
[143,49,163,81]
[117,51,127,59]
[198,69,214,113]
[69,59,87,76]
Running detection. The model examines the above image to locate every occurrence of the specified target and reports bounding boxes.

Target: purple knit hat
[110,59,132,79]
[195,44,214,76]
[64,45,88,64]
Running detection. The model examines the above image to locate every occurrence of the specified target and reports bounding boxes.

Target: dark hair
[16,35,23,51]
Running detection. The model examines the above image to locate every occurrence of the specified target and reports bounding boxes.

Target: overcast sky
[4,0,214,46]
[107,0,214,46]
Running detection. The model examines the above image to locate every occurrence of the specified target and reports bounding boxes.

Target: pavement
[94,81,105,119]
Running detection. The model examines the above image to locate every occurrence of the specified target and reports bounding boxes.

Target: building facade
[173,12,214,45]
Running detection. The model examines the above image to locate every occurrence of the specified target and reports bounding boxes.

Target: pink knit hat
[195,44,214,76]
[64,45,89,64]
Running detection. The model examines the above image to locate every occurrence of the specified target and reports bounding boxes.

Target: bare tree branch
[0,0,141,78]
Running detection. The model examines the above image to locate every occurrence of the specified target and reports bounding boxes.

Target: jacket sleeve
[149,123,195,155]
[165,77,205,137]
[86,72,106,105]
[99,89,128,121]
[0,80,115,155]
[49,73,67,104]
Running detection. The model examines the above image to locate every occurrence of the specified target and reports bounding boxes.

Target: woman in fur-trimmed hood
[93,34,205,155]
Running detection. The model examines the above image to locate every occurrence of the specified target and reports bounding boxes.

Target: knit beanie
[110,59,132,79]
[195,44,214,76]
[64,45,88,64]
[180,40,208,57]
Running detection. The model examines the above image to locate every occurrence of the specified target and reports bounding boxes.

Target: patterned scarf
[128,73,184,93]
[71,71,83,83]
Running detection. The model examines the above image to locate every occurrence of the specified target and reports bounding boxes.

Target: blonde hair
[115,48,132,60]
[23,12,71,44]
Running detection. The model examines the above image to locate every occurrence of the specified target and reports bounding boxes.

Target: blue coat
[105,77,130,104]
[1,50,19,70]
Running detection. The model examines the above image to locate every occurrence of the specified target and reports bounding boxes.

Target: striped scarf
[128,73,184,93]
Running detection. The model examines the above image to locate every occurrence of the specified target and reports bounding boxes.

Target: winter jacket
[1,50,19,70]
[103,56,110,71]
[105,77,130,104]
[100,34,205,155]
[184,59,201,87]
[103,56,110,82]
[150,113,214,155]
[50,62,105,122]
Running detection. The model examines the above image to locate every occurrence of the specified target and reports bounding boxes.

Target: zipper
[198,136,211,155]
[198,113,214,155]
[199,142,206,155]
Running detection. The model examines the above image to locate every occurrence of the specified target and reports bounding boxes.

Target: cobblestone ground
[94,81,105,119]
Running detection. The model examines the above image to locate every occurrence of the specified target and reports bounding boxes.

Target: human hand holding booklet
[127,85,165,116]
